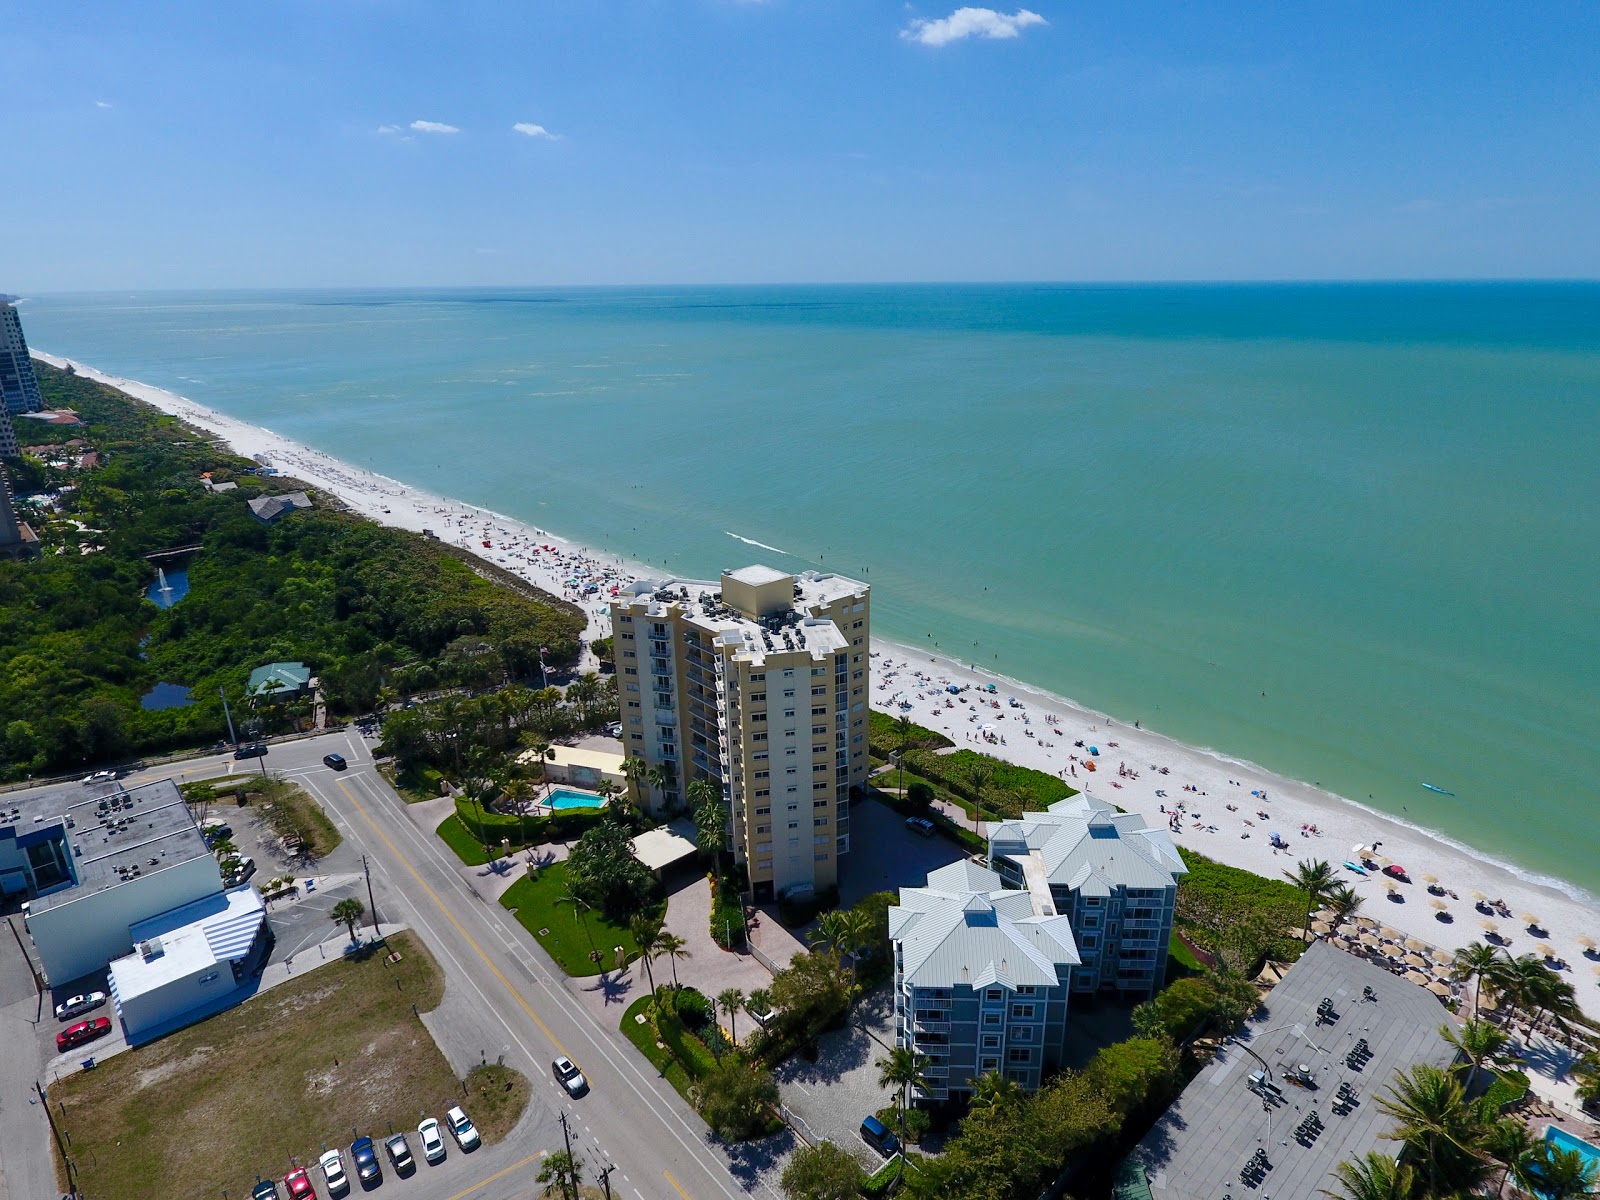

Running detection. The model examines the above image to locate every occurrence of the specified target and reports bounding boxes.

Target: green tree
[331,897,366,943]
[691,1059,779,1142]
[622,756,649,809]
[970,1070,1023,1111]
[630,915,664,995]
[877,1046,930,1180]
[1522,1141,1599,1200]
[1324,882,1364,933]
[1572,1051,1600,1109]
[565,817,656,917]
[1439,1017,1512,1094]
[895,712,914,799]
[690,778,727,882]
[769,951,851,1043]
[1451,941,1504,1019]
[1282,858,1337,941]
[1487,1117,1538,1200]
[966,759,994,833]
[780,1141,867,1200]
[1320,1151,1417,1200]
[716,987,746,1047]
[537,1149,583,1200]
[658,931,691,988]
[1375,1062,1489,1199]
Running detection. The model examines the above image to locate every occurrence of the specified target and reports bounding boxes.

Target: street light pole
[362,855,381,938]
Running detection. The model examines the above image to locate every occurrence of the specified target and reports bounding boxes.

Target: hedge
[867,710,954,758]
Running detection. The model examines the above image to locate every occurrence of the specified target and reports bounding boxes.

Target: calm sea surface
[21,285,1600,896]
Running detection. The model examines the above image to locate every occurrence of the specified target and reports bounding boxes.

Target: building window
[981,1057,999,1071]
[751,692,766,702]
[1007,1048,1031,1064]
[983,1012,1001,1027]
[985,988,1003,1001]
[982,1035,1000,1049]
[750,673,765,682]
[624,667,638,676]
[1012,1004,1035,1019]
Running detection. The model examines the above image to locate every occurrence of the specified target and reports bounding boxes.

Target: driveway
[839,796,969,909]
[772,987,898,1164]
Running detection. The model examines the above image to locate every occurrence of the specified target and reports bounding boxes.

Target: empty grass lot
[499,862,653,976]
[50,932,528,1198]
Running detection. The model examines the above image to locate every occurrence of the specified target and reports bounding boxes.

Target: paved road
[3,735,792,1200]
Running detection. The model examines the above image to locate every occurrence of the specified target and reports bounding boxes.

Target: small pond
[146,569,189,609]
[140,682,194,711]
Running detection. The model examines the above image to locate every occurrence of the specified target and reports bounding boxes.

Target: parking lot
[839,794,969,908]
[772,986,899,1165]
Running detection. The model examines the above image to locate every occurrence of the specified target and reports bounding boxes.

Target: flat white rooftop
[110,885,266,1001]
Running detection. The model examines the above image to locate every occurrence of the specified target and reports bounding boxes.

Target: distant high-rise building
[0,394,16,459]
[0,302,44,416]
[609,566,871,902]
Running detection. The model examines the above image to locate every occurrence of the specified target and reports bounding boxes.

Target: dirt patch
[137,1046,215,1091]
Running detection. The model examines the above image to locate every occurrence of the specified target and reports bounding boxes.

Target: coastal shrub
[867,710,953,758]
[1175,848,1305,964]
[876,1104,933,1145]
[781,1141,869,1200]
[0,362,587,780]
[900,748,1074,817]
[1482,1068,1530,1113]
[905,780,936,808]
[691,1058,782,1142]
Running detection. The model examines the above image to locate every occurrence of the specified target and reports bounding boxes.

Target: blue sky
[5,2,1598,288]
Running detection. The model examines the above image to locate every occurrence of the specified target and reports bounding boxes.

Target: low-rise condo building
[988,793,1186,999]
[890,860,1080,1101]
[608,566,870,902]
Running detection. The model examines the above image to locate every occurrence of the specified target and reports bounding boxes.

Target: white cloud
[377,124,402,135]
[410,119,460,134]
[512,122,558,139]
[901,7,1047,46]
[95,100,113,109]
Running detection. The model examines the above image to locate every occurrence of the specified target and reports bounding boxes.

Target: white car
[318,1148,349,1195]
[417,1117,446,1164]
[553,1055,588,1097]
[445,1105,480,1150]
[55,991,108,1021]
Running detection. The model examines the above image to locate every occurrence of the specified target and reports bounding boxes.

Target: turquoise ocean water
[20,285,1600,897]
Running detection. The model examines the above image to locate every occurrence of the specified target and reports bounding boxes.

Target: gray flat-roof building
[1121,940,1458,1200]
[988,793,1186,999]
[0,304,43,416]
[6,779,225,984]
[890,860,1080,1100]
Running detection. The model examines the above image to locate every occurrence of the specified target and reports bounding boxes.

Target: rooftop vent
[139,937,165,960]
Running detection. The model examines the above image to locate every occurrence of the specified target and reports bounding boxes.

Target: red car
[283,1168,314,1199]
[56,1016,112,1052]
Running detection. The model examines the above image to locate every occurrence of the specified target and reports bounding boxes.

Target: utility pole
[219,686,238,747]
[37,1081,75,1194]
[598,1163,616,1200]
[558,1111,577,1200]
[362,855,381,938]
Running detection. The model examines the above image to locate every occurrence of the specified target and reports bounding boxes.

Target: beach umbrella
[1478,919,1499,932]
[1431,949,1455,966]
[1578,935,1598,950]
[1377,856,1393,868]
[1421,872,1439,883]
[1520,912,1541,926]
[1381,927,1403,941]
[1427,980,1453,997]
[1471,890,1487,901]
[1354,915,1379,929]
[1311,919,1333,935]
[1536,943,1555,957]
[1358,932,1382,947]
[1404,968,1429,984]
[1405,938,1428,951]
[1404,953,1429,968]
[1429,899,1448,911]
[1592,965,1600,978]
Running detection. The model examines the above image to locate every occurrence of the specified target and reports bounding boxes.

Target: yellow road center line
[335,780,569,1058]
[442,1151,546,1200]
[665,1168,695,1200]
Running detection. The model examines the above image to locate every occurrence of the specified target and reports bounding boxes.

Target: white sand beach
[39,351,1600,1018]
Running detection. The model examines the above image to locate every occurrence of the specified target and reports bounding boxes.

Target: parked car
[234,742,268,760]
[604,721,623,738]
[445,1105,480,1150]
[223,855,257,886]
[82,770,119,785]
[54,991,108,1021]
[200,817,233,845]
[56,1016,112,1052]
[384,1132,414,1173]
[860,1114,900,1157]
[323,752,347,770]
[417,1117,446,1164]
[251,1181,280,1200]
[283,1168,315,1199]
[318,1148,349,1194]
[553,1055,589,1097]
[350,1136,380,1183]
[904,816,935,837]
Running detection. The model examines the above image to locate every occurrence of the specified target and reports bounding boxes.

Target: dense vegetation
[1175,847,1309,967]
[899,747,1075,819]
[0,363,584,779]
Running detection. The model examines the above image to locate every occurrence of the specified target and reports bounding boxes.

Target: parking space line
[441,1151,545,1200]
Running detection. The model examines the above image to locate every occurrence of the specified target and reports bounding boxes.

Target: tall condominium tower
[0,402,29,557]
[609,566,871,903]
[1,302,44,415]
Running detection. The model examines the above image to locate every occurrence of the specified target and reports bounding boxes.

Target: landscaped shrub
[867,710,953,758]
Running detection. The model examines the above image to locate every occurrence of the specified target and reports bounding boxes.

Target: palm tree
[966,759,995,834]
[1451,941,1504,1019]
[970,1070,1023,1111]
[1572,1050,1600,1109]
[716,987,745,1047]
[647,761,678,813]
[595,778,621,811]
[331,897,366,944]
[623,755,649,810]
[876,1046,929,1179]
[1282,858,1338,941]
[658,931,691,987]
[537,1149,583,1200]
[501,776,535,816]
[688,778,727,883]
[1324,882,1364,933]
[522,737,553,798]
[746,987,773,1032]
[895,713,914,798]
[1487,1117,1538,1199]
[1439,1018,1513,1094]
[1321,1152,1416,1200]
[631,916,665,995]
[1375,1062,1488,1199]
[1132,1002,1169,1041]
[1524,1142,1599,1200]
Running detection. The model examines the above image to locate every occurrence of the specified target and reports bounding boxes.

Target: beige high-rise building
[608,566,871,903]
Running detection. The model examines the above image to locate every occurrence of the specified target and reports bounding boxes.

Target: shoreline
[36,350,1600,1017]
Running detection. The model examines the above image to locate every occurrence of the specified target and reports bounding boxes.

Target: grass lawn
[464,1063,533,1143]
[258,778,342,859]
[621,993,695,1102]
[50,932,528,1198]
[438,813,495,865]
[381,761,450,805]
[499,862,653,976]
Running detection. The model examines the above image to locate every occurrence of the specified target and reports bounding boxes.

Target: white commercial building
[108,885,272,1045]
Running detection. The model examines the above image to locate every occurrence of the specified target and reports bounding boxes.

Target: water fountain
[155,566,174,605]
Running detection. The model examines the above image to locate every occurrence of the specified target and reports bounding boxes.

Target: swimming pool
[547,788,606,811]
[1544,1126,1600,1183]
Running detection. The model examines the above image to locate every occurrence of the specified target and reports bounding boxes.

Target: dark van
[860,1114,900,1157]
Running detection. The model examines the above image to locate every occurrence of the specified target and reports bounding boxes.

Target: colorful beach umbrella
[1578,935,1598,950]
